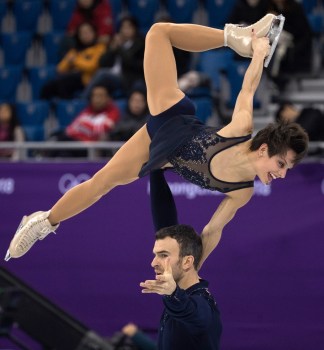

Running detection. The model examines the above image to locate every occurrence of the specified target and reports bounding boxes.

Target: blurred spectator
[267,0,313,90]
[178,71,211,93]
[228,0,269,28]
[59,0,114,58]
[121,323,157,350]
[110,89,149,141]
[49,84,119,157]
[0,103,25,160]
[275,102,324,141]
[41,22,106,100]
[83,15,146,98]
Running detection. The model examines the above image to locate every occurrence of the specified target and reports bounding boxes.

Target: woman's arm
[73,44,106,73]
[199,189,253,269]
[57,49,77,73]
[220,32,270,137]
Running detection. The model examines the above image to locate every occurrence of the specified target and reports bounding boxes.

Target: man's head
[151,225,202,283]
[89,84,111,112]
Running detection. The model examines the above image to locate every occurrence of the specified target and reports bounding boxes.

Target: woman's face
[120,20,136,40]
[246,0,261,7]
[256,145,296,185]
[270,0,286,8]
[128,92,146,116]
[77,0,94,9]
[78,23,96,45]
[0,104,12,124]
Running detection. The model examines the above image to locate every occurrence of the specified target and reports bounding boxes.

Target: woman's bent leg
[144,16,278,114]
[144,23,224,115]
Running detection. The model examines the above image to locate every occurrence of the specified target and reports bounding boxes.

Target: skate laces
[16,217,56,253]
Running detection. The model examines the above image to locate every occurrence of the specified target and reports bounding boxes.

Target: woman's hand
[251,29,270,58]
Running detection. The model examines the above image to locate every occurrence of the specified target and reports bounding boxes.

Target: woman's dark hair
[126,88,148,115]
[74,22,97,50]
[155,225,202,270]
[90,83,111,96]
[117,15,139,33]
[76,0,100,17]
[250,120,309,164]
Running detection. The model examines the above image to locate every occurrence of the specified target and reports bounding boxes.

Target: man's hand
[140,258,177,295]
[122,323,139,337]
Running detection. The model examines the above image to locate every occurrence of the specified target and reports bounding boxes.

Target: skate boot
[5,211,59,261]
[224,13,285,66]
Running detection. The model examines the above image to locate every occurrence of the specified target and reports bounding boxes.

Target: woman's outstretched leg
[49,126,149,224]
[6,125,151,260]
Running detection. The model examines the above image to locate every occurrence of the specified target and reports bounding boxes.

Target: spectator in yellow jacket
[41,22,106,100]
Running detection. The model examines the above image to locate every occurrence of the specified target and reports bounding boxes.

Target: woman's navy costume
[140,96,254,193]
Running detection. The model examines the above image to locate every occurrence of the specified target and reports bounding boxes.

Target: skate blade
[264,14,285,68]
[4,250,11,261]
[5,215,27,261]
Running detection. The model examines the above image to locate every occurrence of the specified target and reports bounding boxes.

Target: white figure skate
[5,211,59,261]
[224,13,285,67]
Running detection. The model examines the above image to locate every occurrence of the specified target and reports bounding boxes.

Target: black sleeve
[149,170,178,232]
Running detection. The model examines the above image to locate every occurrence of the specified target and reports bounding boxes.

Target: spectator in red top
[59,0,114,59]
[68,0,114,44]
[66,85,119,142]
[49,84,120,157]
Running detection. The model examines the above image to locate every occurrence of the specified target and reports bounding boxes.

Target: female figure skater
[6,14,308,266]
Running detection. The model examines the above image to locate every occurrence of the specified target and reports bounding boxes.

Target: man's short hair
[155,225,202,270]
[91,84,111,96]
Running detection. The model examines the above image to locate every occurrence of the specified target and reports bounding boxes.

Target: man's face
[151,237,184,283]
[90,87,110,111]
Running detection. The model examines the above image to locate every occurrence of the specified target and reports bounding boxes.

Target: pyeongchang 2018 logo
[58,173,91,194]
[147,180,271,199]
[0,178,15,194]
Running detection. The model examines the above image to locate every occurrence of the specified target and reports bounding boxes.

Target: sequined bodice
[168,129,254,193]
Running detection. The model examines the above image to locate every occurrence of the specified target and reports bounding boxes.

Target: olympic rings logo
[0,178,14,194]
[58,173,91,194]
